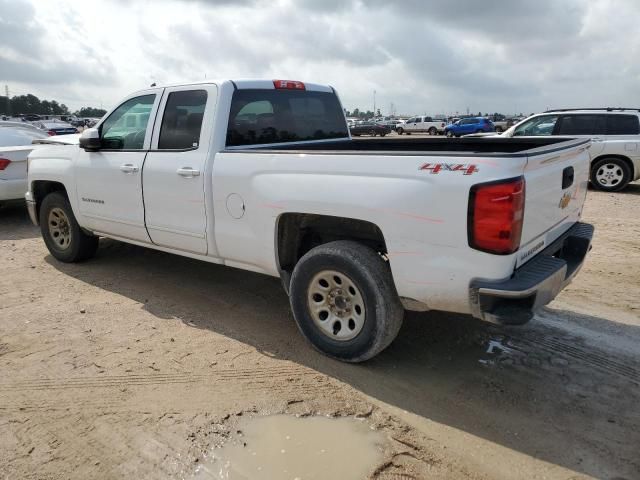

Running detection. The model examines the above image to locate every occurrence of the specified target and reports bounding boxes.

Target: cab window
[158,90,208,150]
[101,94,156,150]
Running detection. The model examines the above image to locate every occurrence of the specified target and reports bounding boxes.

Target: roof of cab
[135,79,334,93]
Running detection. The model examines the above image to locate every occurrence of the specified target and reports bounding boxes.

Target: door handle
[177,167,201,177]
[120,164,139,173]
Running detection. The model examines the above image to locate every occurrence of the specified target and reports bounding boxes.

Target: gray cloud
[0,0,638,114]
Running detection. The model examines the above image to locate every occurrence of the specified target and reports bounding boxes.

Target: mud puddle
[193,415,385,479]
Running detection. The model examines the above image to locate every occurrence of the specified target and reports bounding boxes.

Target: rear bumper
[25,191,38,225]
[470,222,594,325]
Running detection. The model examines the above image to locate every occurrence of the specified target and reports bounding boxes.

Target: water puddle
[193,415,385,480]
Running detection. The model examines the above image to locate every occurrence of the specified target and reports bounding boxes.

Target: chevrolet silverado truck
[26,79,594,362]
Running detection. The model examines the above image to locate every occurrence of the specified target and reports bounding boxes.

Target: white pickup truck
[26,79,594,362]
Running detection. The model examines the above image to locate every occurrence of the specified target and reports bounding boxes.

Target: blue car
[445,117,494,137]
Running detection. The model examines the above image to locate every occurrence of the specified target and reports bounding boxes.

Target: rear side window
[226,89,348,147]
[606,114,640,135]
[158,90,207,150]
[556,115,607,135]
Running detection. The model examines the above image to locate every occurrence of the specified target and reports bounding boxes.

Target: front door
[142,85,216,255]
[75,91,162,241]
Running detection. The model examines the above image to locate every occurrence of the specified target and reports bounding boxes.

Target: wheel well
[32,181,67,221]
[591,154,634,177]
[276,213,388,293]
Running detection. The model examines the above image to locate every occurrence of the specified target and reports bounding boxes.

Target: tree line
[0,93,106,118]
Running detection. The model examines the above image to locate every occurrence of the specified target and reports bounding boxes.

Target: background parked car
[499,109,640,191]
[33,120,79,136]
[445,117,494,137]
[0,122,77,204]
[349,121,391,136]
[396,116,445,135]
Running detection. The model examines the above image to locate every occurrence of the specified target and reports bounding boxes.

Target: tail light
[468,177,525,254]
[0,158,11,170]
[47,130,56,136]
[273,80,305,90]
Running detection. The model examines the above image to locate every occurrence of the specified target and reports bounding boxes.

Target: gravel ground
[0,183,639,480]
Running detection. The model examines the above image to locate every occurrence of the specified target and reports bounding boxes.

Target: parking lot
[0,182,638,479]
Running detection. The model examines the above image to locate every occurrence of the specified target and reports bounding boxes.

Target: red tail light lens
[0,158,11,170]
[47,130,56,136]
[273,79,305,90]
[468,177,525,254]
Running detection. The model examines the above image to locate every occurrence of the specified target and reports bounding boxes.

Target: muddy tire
[289,240,404,362]
[39,191,98,263]
[590,157,631,192]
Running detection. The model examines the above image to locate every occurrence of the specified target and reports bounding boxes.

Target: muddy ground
[1,183,639,480]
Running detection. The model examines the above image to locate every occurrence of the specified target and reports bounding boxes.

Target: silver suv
[501,108,640,192]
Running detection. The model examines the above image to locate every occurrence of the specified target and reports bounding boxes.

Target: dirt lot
[1,184,639,479]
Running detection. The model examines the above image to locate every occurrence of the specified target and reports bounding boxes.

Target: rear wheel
[428,127,437,135]
[590,157,631,192]
[396,127,404,135]
[446,130,454,138]
[495,126,503,133]
[39,192,98,263]
[289,240,404,362]
[369,129,376,136]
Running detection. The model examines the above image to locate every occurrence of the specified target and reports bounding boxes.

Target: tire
[369,129,376,137]
[495,126,503,133]
[428,127,437,135]
[39,191,98,263]
[446,130,454,138]
[289,240,404,362]
[396,127,404,135]
[590,157,631,192]
[380,132,386,137]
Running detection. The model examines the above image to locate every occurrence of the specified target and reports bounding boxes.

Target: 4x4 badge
[420,163,479,175]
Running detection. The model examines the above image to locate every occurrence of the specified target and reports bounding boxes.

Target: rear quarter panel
[211,151,529,313]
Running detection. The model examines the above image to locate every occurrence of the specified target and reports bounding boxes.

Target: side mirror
[79,128,101,151]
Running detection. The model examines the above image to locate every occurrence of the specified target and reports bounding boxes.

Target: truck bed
[233,137,583,156]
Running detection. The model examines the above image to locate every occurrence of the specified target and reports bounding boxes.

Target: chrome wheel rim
[48,207,72,250]
[596,163,623,187]
[307,270,365,341]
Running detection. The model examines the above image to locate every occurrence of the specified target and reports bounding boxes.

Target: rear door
[517,139,591,266]
[142,85,216,255]
[555,114,606,155]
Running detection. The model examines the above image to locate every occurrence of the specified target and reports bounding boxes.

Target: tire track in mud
[0,366,337,412]
[489,325,640,385]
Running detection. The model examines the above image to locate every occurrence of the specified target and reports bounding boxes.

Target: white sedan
[0,122,79,204]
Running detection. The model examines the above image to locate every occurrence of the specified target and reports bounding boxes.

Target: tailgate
[517,138,591,267]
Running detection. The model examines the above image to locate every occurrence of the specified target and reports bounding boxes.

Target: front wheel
[446,130,454,138]
[590,157,631,192]
[396,127,404,135]
[428,127,437,135]
[369,129,376,137]
[289,241,404,362]
[40,192,98,263]
[495,126,503,133]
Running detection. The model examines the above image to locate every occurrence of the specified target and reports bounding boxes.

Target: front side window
[158,90,208,150]
[513,115,559,136]
[606,114,640,135]
[226,89,348,147]
[556,115,606,135]
[101,94,156,150]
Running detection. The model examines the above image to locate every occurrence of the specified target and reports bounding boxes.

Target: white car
[396,116,446,135]
[0,122,78,204]
[472,109,640,191]
[26,79,593,361]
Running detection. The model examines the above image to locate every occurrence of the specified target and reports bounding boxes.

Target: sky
[1,0,639,116]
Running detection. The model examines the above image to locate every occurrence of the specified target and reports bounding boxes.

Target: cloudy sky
[1,0,639,116]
